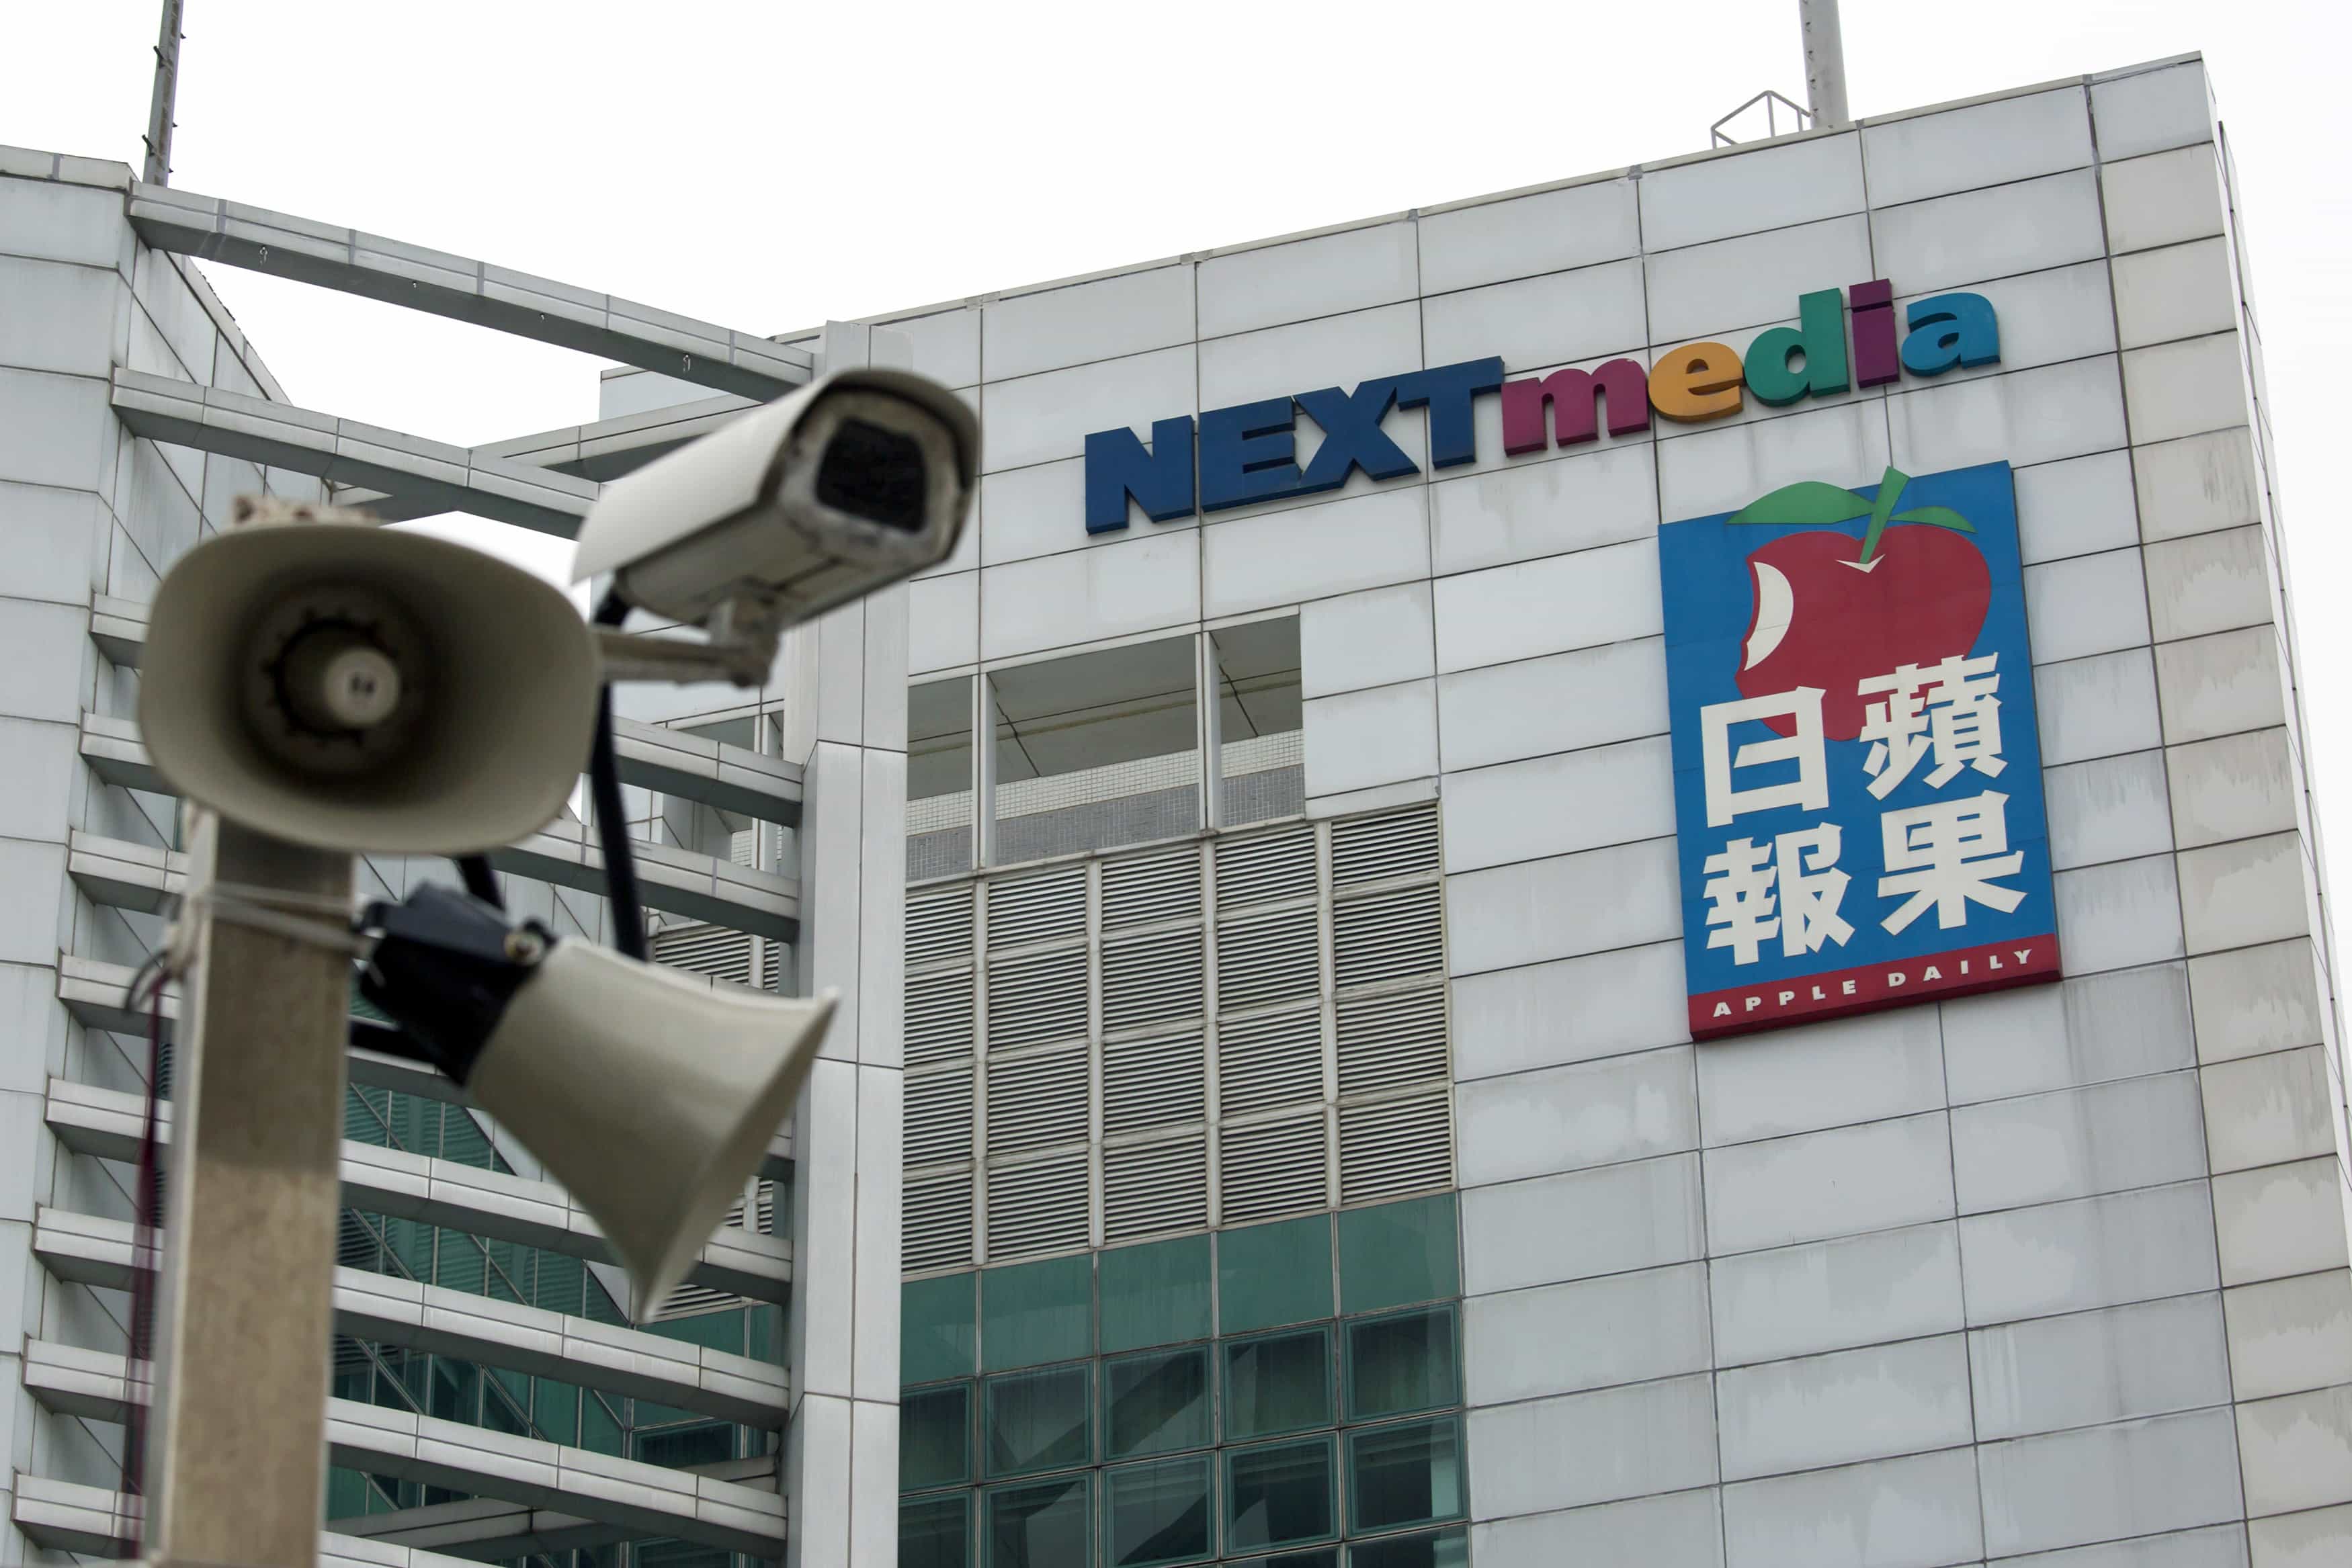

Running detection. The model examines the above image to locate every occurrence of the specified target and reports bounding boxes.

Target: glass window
[1222,1554,1335,1568]
[1218,1215,1333,1334]
[1348,1527,1468,1567]
[910,676,976,880]
[1346,1419,1465,1534]
[905,1273,979,1385]
[989,635,1201,866]
[982,1254,1093,1373]
[635,1421,734,1469]
[1104,1347,1211,1458]
[1100,1234,1212,1354]
[986,1474,1091,1568]
[581,1390,623,1455]
[985,1363,1092,1478]
[901,1491,971,1568]
[1224,1327,1333,1440]
[1344,1307,1459,1422]
[1337,1196,1459,1316]
[1210,617,1302,829]
[1103,1454,1215,1567]
[1224,1436,1335,1552]
[427,1357,478,1424]
[533,1378,579,1446]
[902,1382,972,1491]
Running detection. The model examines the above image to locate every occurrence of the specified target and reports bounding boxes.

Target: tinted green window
[1344,1306,1459,1422]
[905,1274,979,1385]
[986,1474,1090,1568]
[1337,1195,1458,1315]
[1349,1527,1469,1567]
[1347,1418,1465,1533]
[985,1363,1091,1478]
[428,1357,477,1423]
[1103,1454,1214,1566]
[1224,1436,1335,1551]
[1223,1327,1332,1440]
[1222,1553,1337,1568]
[648,1306,748,1356]
[325,1466,370,1520]
[982,1255,1093,1372]
[903,1382,972,1491]
[1099,1235,1212,1353]
[1103,1347,1211,1458]
[901,1491,971,1568]
[534,1379,579,1446]
[581,1389,623,1455]
[1217,1215,1332,1334]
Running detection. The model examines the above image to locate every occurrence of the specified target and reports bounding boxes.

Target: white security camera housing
[572,367,977,629]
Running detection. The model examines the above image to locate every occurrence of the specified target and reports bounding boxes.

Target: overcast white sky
[8,1,2352,961]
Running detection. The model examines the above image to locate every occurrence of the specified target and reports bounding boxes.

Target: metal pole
[142,812,352,1568]
[142,0,186,185]
[1798,0,1850,128]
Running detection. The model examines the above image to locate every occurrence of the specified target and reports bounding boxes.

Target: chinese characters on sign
[1662,462,2060,1039]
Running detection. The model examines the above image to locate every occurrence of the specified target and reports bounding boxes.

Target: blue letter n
[1084,418,1196,533]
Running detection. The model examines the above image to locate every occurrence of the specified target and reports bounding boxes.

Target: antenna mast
[1798,0,1851,126]
[142,0,187,185]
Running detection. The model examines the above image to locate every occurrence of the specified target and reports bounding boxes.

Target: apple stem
[1856,466,1910,565]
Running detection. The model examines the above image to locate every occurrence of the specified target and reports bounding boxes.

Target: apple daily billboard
[1661,461,2060,1040]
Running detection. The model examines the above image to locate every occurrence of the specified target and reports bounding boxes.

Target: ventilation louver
[1219,1113,1327,1225]
[1105,1135,1208,1242]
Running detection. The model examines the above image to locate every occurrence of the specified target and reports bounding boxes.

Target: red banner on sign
[1689,933,2061,1039]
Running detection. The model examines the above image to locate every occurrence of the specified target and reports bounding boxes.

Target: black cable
[456,855,503,910]
[589,589,648,962]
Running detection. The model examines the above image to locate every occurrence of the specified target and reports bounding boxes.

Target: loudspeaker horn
[463,941,835,1317]
[140,510,602,855]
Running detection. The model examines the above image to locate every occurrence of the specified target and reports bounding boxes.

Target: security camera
[573,367,977,680]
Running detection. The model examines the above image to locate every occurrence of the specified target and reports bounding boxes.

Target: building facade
[1,44,2349,1568]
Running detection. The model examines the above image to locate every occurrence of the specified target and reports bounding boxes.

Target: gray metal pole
[141,812,352,1567]
[1799,0,1851,127]
[142,0,186,185]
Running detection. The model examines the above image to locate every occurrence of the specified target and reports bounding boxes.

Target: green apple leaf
[1727,481,1874,527]
[1887,506,1975,533]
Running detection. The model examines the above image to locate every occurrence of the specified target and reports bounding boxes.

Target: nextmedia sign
[1083,279,2000,532]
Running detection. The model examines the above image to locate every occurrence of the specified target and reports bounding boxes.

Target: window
[1099,1234,1212,1354]
[903,1196,1465,1565]
[1345,1419,1464,1534]
[1217,1215,1332,1335]
[1209,618,1302,830]
[1343,1308,1458,1422]
[1105,1348,1212,1458]
[905,1382,973,1490]
[911,676,977,879]
[988,1474,1092,1568]
[1347,1528,1468,1568]
[907,619,1306,877]
[986,1363,1092,1478]
[990,636,1201,864]
[901,1492,971,1568]
[1224,1436,1335,1552]
[1222,1329,1332,1441]
[982,1253,1094,1372]
[1103,1454,1215,1566]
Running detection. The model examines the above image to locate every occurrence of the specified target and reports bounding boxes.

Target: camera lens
[816,417,927,532]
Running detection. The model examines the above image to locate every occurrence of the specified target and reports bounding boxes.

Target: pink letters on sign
[1499,359,1652,454]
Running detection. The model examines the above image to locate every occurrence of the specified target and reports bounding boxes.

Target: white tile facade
[847,50,2351,1568]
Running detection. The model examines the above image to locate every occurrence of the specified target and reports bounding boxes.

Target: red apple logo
[1730,466,1989,739]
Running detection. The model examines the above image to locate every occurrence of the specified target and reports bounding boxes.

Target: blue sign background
[1660,460,2058,1030]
